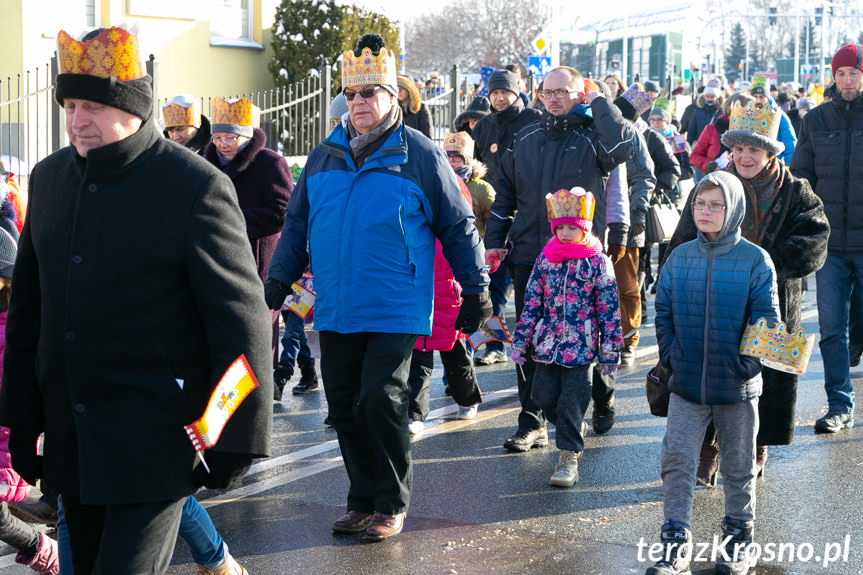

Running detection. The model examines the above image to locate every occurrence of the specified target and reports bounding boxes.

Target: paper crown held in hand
[740,318,815,375]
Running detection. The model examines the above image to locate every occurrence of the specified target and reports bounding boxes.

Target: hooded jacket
[686,93,723,147]
[471,98,541,189]
[655,172,781,405]
[790,88,863,252]
[398,78,433,139]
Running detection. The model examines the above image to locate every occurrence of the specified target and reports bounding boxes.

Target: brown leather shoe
[695,442,719,487]
[332,510,373,534]
[362,511,405,542]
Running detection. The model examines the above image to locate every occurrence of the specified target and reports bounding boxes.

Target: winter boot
[15,532,59,575]
[714,516,756,575]
[273,367,291,401]
[197,553,248,574]
[645,520,692,575]
[549,449,583,487]
[292,363,319,394]
[695,443,720,487]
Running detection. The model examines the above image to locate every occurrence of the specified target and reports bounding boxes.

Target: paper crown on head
[443,131,475,159]
[721,100,784,157]
[211,97,258,137]
[615,83,657,121]
[341,35,398,90]
[546,187,595,233]
[750,75,768,95]
[650,95,675,120]
[57,26,145,81]
[740,318,815,375]
[162,94,201,128]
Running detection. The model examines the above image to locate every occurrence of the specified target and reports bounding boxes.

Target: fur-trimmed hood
[397,76,421,114]
[697,91,724,110]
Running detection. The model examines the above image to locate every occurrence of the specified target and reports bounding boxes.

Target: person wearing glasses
[650,171,781,575]
[264,34,490,542]
[665,100,828,489]
[484,66,632,454]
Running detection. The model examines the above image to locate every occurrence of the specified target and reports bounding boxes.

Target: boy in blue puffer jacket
[647,172,780,575]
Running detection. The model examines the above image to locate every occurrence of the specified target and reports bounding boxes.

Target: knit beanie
[487,70,520,96]
[54,27,153,120]
[330,92,348,122]
[832,44,863,76]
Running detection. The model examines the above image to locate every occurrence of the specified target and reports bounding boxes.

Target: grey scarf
[347,105,403,166]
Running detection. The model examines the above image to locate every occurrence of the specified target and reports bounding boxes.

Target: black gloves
[628,223,645,239]
[8,426,43,486]
[193,451,253,490]
[454,291,493,334]
[264,277,290,310]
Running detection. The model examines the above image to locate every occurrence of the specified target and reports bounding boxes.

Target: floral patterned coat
[513,253,623,366]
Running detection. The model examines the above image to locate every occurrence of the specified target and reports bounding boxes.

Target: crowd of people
[0,21,859,575]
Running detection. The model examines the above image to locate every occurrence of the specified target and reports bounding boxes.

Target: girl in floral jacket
[511,188,623,488]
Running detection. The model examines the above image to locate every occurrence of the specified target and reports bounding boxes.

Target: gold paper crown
[163,99,201,129]
[740,318,815,375]
[341,47,398,89]
[728,101,781,140]
[750,75,768,91]
[545,187,595,222]
[212,97,253,127]
[443,131,475,158]
[620,83,656,115]
[652,95,674,117]
[57,27,145,81]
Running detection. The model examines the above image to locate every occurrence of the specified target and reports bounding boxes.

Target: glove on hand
[629,223,645,239]
[510,349,526,365]
[454,292,493,334]
[192,451,253,490]
[606,244,626,264]
[263,277,290,310]
[8,426,43,486]
[599,363,618,376]
[705,161,718,174]
[485,249,508,273]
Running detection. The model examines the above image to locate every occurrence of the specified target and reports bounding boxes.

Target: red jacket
[690,120,724,172]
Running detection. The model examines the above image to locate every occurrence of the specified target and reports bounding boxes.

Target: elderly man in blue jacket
[265,34,491,542]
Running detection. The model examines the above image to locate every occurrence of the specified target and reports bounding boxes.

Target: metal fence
[0,57,469,187]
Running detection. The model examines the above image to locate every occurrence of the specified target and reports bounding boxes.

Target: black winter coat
[402,103,433,140]
[471,100,541,190]
[203,129,292,282]
[0,120,273,503]
[666,164,829,444]
[163,115,212,155]
[790,89,863,252]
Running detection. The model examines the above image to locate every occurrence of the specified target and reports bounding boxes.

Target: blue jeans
[178,496,228,568]
[279,310,314,375]
[815,251,862,414]
[57,497,73,575]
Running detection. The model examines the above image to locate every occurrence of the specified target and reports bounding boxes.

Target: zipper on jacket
[701,248,713,404]
[844,108,852,248]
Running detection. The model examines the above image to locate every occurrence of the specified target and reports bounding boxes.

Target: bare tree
[405,0,543,76]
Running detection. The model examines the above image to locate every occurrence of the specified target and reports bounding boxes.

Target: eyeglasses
[446,153,464,161]
[212,135,240,144]
[692,199,727,212]
[539,89,577,99]
[344,86,384,101]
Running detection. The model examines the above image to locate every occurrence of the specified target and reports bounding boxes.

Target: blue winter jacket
[655,172,780,405]
[268,122,488,335]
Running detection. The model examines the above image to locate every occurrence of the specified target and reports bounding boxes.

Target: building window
[210,0,254,43]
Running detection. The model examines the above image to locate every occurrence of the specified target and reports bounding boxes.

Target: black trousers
[319,331,417,515]
[513,263,616,430]
[408,339,483,421]
[62,495,184,574]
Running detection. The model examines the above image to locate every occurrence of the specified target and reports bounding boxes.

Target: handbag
[645,361,672,417]
[650,202,681,243]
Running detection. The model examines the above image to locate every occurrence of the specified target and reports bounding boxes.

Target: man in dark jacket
[485,66,632,452]
[162,93,212,154]
[265,33,490,543]
[470,69,541,366]
[790,43,863,433]
[0,27,273,573]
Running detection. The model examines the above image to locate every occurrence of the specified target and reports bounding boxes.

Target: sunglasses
[344,86,385,101]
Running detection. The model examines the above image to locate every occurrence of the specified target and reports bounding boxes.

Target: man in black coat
[0,27,273,573]
[470,70,541,366]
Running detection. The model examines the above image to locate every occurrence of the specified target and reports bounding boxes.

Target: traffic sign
[528,56,552,79]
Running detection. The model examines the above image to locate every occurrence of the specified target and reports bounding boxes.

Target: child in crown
[510,187,622,488]
[647,172,780,575]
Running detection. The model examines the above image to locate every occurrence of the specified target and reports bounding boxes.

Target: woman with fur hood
[665,99,829,488]
[397,76,434,139]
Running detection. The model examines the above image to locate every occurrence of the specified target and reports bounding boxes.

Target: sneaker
[474,348,508,366]
[814,410,854,433]
[714,517,756,575]
[408,419,425,435]
[457,404,479,419]
[292,364,319,394]
[196,554,248,574]
[620,345,636,365]
[503,426,548,452]
[850,342,863,367]
[645,521,692,575]
[549,449,583,487]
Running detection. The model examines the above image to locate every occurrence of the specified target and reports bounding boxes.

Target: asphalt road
[1,283,861,575]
